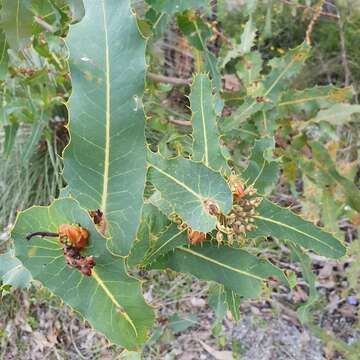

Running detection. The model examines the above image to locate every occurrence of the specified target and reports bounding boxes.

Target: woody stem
[26,231,59,241]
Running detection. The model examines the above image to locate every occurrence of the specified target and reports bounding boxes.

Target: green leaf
[0,251,32,289]
[143,224,187,265]
[11,198,154,349]
[68,0,85,23]
[278,86,353,117]
[289,244,318,324]
[1,0,33,51]
[127,222,150,268]
[221,97,268,133]
[321,190,342,236]
[239,16,256,54]
[251,199,346,258]
[128,204,174,267]
[0,30,9,80]
[224,288,241,321]
[242,136,279,194]
[244,0,258,15]
[22,110,47,162]
[208,283,226,319]
[190,73,229,172]
[146,0,209,13]
[236,51,263,88]
[168,313,198,333]
[151,243,289,298]
[308,141,360,212]
[260,43,309,100]
[310,103,360,126]
[147,151,232,232]
[177,14,223,113]
[63,0,147,255]
[3,122,19,157]
[264,0,272,39]
[141,202,170,236]
[148,191,173,218]
[145,9,170,40]
[221,16,257,67]
[222,42,309,132]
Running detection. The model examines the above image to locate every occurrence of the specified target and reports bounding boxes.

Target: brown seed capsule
[216,231,224,244]
[203,199,220,216]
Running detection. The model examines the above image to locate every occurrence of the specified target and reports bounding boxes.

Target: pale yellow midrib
[199,77,209,167]
[150,163,203,201]
[145,228,186,262]
[92,269,138,336]
[178,247,263,281]
[279,94,331,107]
[254,215,337,251]
[101,0,110,214]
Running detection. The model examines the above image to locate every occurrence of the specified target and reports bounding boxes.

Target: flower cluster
[213,175,262,245]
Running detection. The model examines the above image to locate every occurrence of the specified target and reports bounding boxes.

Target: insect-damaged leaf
[63,0,146,255]
[150,243,288,298]
[11,198,154,349]
[250,199,346,259]
[190,74,229,172]
[147,151,232,232]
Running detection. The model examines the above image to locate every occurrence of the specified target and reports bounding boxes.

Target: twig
[166,118,192,126]
[147,72,191,86]
[337,16,351,86]
[279,0,339,19]
[34,16,56,33]
[305,1,325,46]
[210,24,234,49]
[26,231,58,241]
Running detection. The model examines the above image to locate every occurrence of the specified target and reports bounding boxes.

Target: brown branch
[305,1,325,46]
[34,16,56,33]
[279,0,339,19]
[26,231,59,241]
[147,72,191,86]
[166,118,192,126]
[210,25,234,49]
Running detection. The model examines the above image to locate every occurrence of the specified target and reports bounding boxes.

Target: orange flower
[58,224,89,250]
[187,229,206,245]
